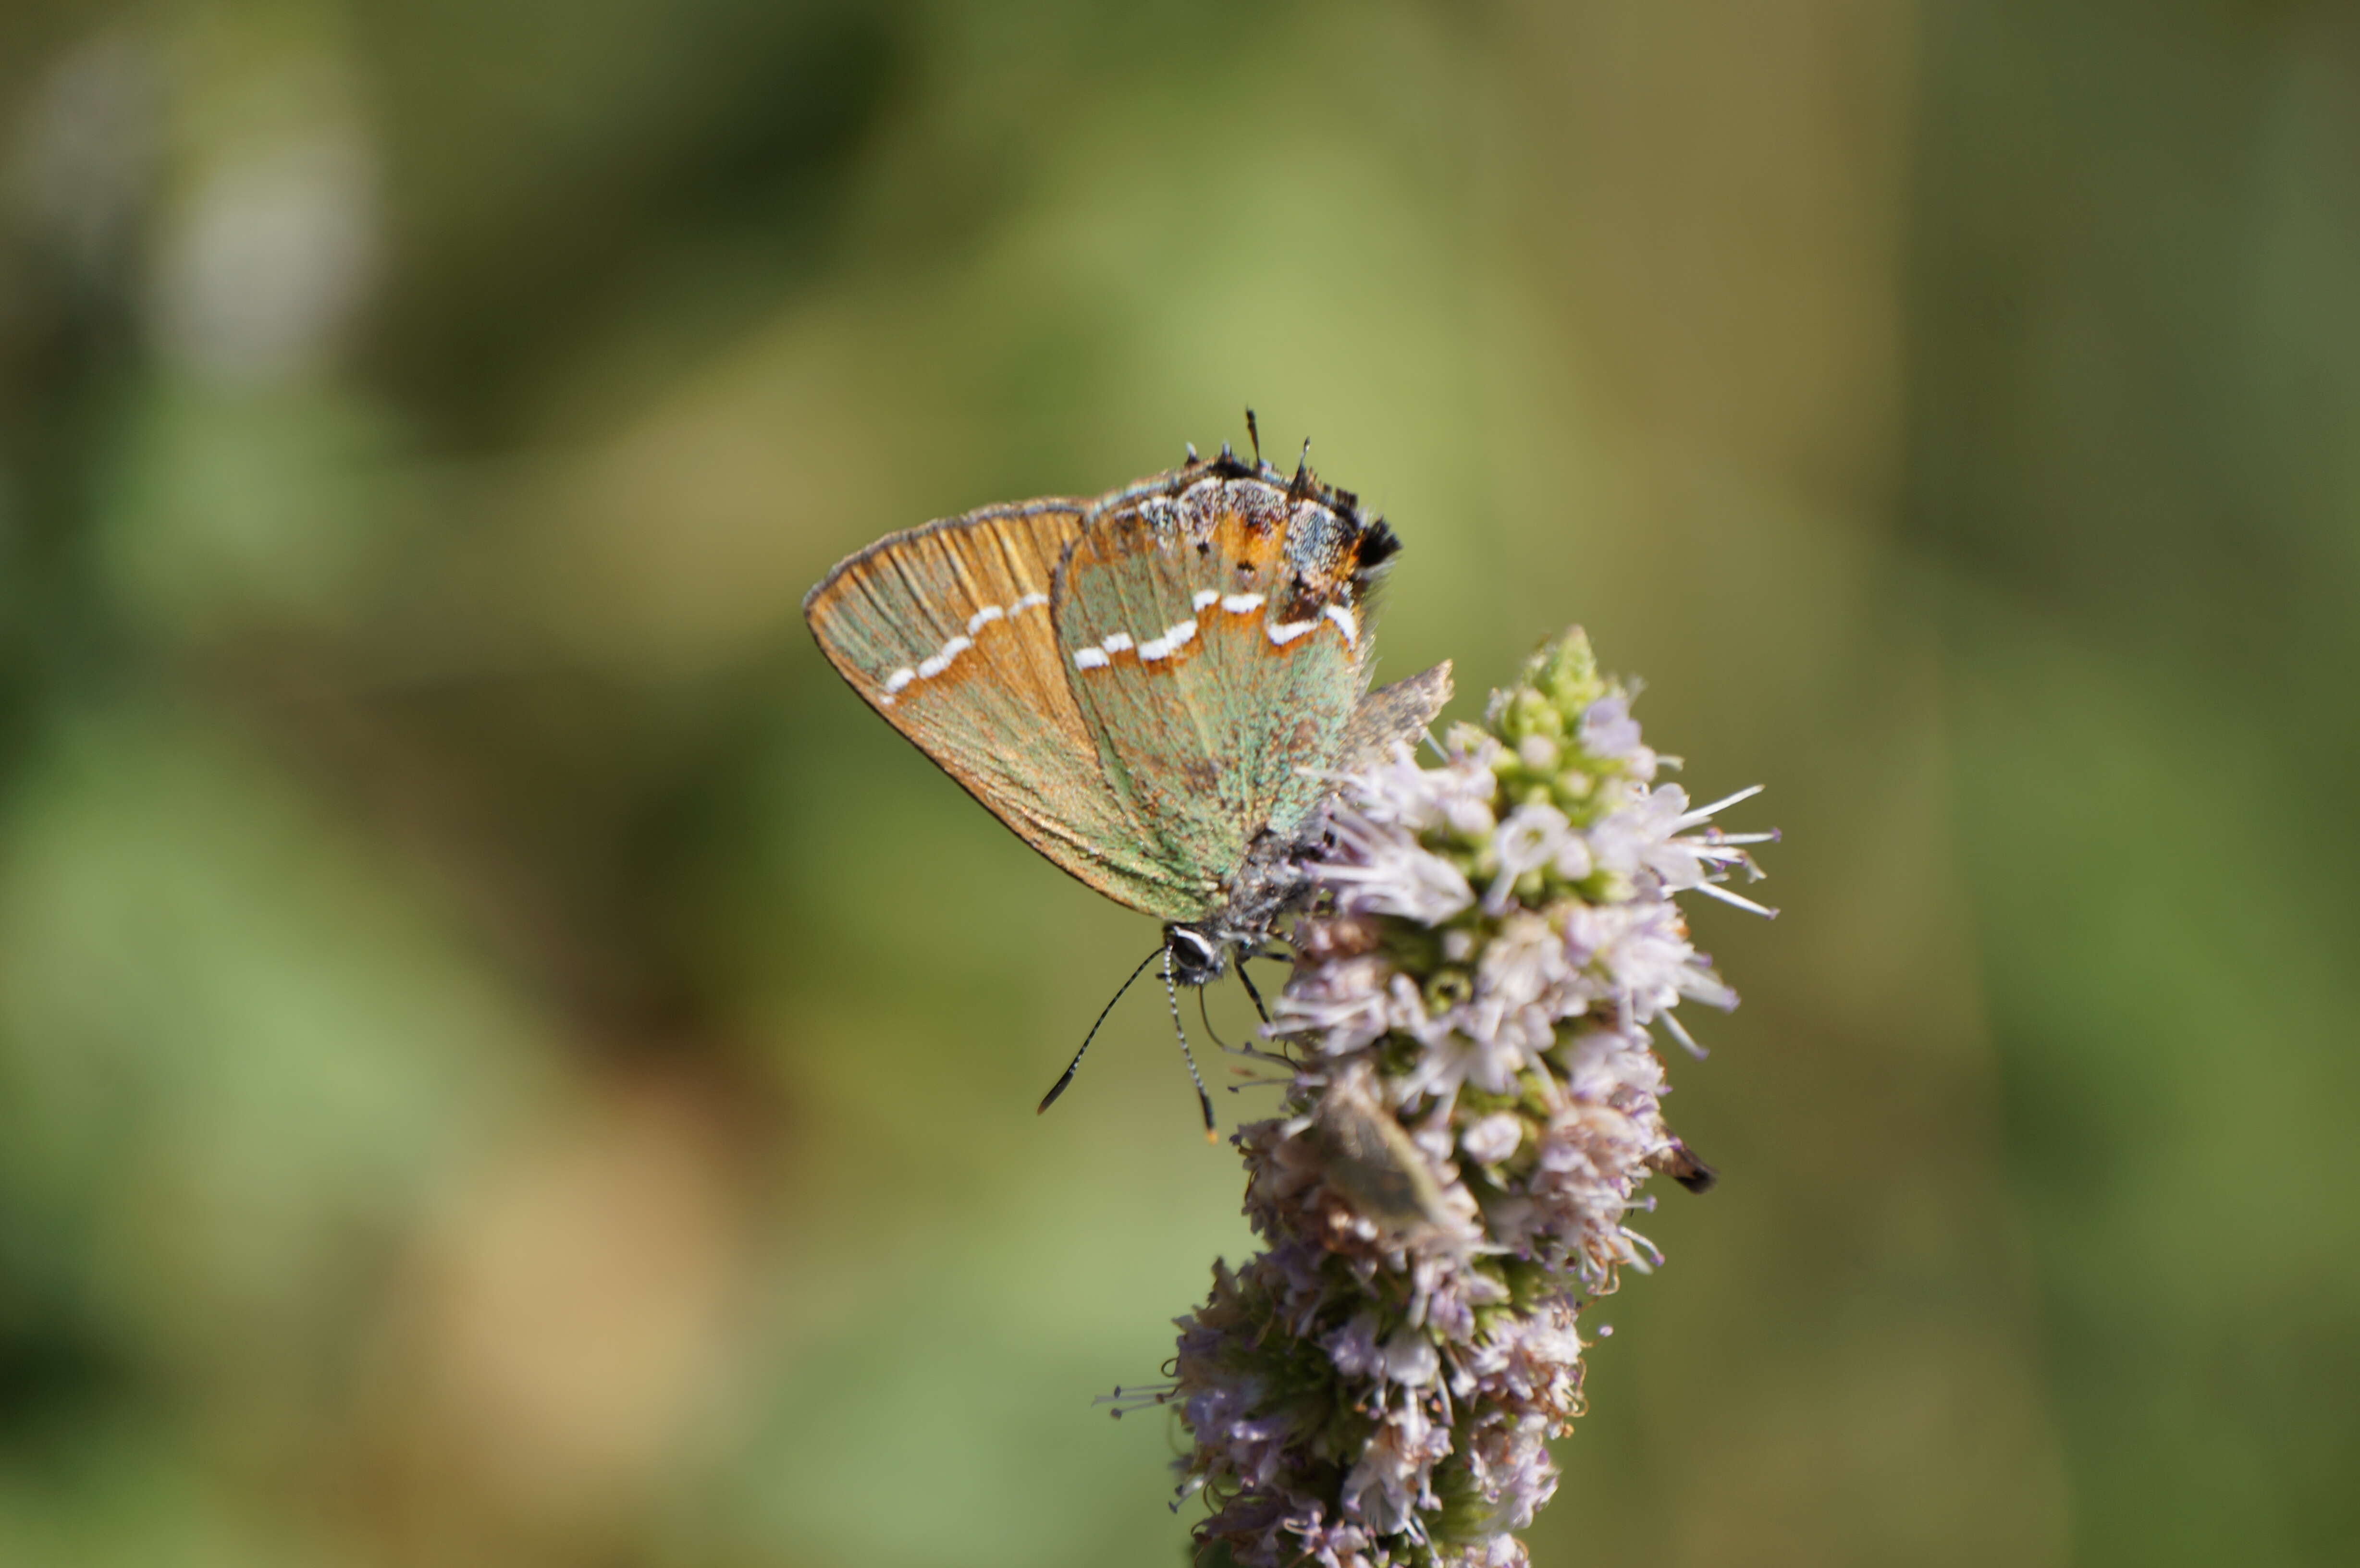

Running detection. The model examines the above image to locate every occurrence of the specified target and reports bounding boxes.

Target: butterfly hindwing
[802,500,1189,918]
[1340,660,1453,774]
[1053,468,1395,907]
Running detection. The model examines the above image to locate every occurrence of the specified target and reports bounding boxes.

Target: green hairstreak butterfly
[802,433,1450,1125]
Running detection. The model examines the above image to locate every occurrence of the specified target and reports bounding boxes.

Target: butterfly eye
[1168,927,1224,986]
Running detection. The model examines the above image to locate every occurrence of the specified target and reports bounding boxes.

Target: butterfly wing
[1339,660,1453,774]
[1052,466,1400,907]
[803,500,1193,919]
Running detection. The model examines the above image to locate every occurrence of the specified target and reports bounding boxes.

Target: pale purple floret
[1578,694,1645,760]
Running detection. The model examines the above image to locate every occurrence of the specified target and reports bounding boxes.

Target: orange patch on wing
[1211,509,1289,581]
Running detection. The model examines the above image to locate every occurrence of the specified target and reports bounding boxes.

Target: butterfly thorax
[1164,824,1321,985]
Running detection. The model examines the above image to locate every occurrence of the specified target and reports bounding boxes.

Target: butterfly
[802,430,1450,1126]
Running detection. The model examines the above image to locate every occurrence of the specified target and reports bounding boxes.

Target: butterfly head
[1165,924,1229,987]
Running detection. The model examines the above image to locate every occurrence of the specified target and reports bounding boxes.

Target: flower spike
[1156,628,1776,1568]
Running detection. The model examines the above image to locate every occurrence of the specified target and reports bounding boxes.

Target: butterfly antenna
[1163,945,1218,1141]
[1037,944,1162,1116]
[1244,407,1262,465]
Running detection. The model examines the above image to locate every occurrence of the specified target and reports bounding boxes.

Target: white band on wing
[1138,618,1199,661]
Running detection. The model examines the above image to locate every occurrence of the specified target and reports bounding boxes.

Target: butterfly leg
[1162,945,1218,1142]
[1235,963,1272,1026]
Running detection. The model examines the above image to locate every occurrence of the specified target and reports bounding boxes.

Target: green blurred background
[1,2,2354,1564]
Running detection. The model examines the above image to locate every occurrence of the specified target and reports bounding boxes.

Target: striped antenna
[1037,944,1163,1115]
[1162,944,1218,1140]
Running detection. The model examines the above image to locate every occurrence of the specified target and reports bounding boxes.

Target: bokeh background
[2,2,2354,1564]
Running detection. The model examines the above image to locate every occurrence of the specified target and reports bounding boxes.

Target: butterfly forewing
[1053,472,1380,907]
[802,500,1188,918]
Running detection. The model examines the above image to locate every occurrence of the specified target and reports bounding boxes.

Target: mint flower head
[1137,629,1775,1568]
